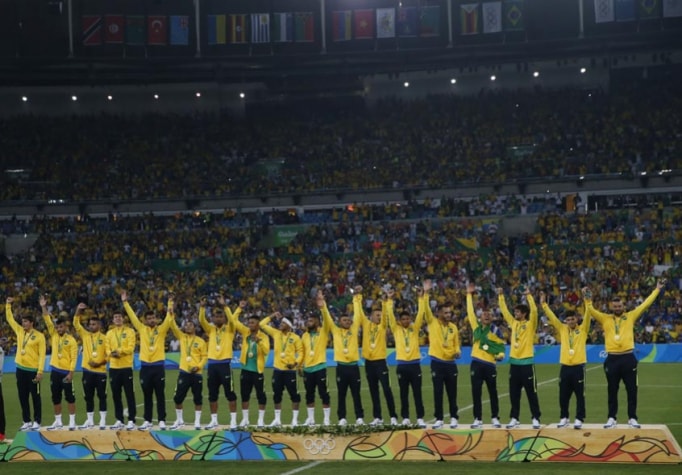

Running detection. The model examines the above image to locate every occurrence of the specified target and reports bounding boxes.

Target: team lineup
[1,278,666,435]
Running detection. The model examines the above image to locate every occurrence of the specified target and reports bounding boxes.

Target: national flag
[82,15,102,46]
[615,0,636,19]
[294,12,314,42]
[148,15,167,45]
[419,6,441,37]
[104,15,124,44]
[461,4,480,35]
[638,0,661,19]
[595,0,615,22]
[230,14,248,43]
[504,0,525,31]
[126,15,145,45]
[170,15,189,45]
[376,8,396,38]
[207,14,226,45]
[272,12,294,42]
[332,10,352,41]
[482,2,502,33]
[251,13,270,43]
[663,0,682,17]
[396,7,418,37]
[354,9,375,39]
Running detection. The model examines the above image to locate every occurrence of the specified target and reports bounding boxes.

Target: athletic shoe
[603,418,617,429]
[239,419,249,428]
[30,422,41,431]
[323,418,330,426]
[355,418,365,425]
[338,418,347,426]
[78,422,95,430]
[628,418,641,429]
[125,421,137,431]
[557,418,569,428]
[532,418,541,429]
[432,420,444,429]
[170,421,185,430]
[109,420,124,430]
[68,424,76,431]
[290,420,298,428]
[470,419,482,429]
[390,417,398,426]
[450,417,458,429]
[268,420,282,428]
[229,423,238,431]
[401,418,411,426]
[158,421,167,430]
[205,421,219,430]
[19,422,32,431]
[506,418,520,429]
[369,418,383,426]
[491,418,502,428]
[138,421,153,431]
[46,422,63,431]
[194,425,201,430]
[99,424,107,431]
[304,418,316,427]
[573,419,583,429]
[416,418,427,428]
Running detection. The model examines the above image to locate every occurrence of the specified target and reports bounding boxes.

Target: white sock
[307,407,315,421]
[274,409,281,422]
[323,407,331,421]
[257,409,265,426]
[242,409,249,422]
[69,414,76,426]
[194,411,202,426]
[230,412,237,425]
[176,409,184,423]
[292,409,299,424]
[86,412,94,424]
[211,413,218,423]
[99,411,107,426]
[54,414,62,424]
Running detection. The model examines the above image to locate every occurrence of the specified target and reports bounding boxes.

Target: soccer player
[498,285,541,429]
[422,280,461,429]
[169,312,207,430]
[320,291,364,426]
[73,303,108,429]
[386,287,425,427]
[40,296,78,431]
[198,296,240,430]
[105,310,137,430]
[259,312,303,427]
[540,290,591,429]
[5,297,46,431]
[584,279,665,429]
[228,303,270,428]
[301,293,332,426]
[0,345,6,441]
[353,286,398,426]
[466,283,504,429]
[122,290,173,430]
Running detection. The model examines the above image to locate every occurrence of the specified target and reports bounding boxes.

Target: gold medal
[443,343,448,349]
[149,346,155,351]
[309,350,314,356]
[92,351,98,358]
[614,335,621,341]
[514,342,519,348]
[343,348,348,354]
[280,352,286,358]
[482,344,489,351]
[215,345,221,351]
[370,343,376,350]
[569,349,575,356]
[186,356,192,362]
[248,352,253,358]
[58,353,63,359]
[405,347,410,352]
[21,350,26,355]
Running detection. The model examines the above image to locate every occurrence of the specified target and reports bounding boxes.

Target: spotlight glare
[239,92,245,99]
[533,71,539,78]
[490,75,496,81]
[580,67,587,74]
[153,94,159,99]
[403,81,410,88]
[450,78,456,84]
[21,96,28,102]
[107,95,113,101]
[195,92,201,98]
[71,95,77,101]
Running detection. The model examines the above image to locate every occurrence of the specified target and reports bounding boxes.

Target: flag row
[82,15,190,46]
[207,12,315,44]
[331,6,441,41]
[459,1,525,35]
[594,0,682,23]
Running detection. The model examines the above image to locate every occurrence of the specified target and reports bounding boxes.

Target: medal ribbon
[403,327,412,349]
[614,316,626,337]
[21,330,34,353]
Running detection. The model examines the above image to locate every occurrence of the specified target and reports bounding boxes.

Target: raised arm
[39,294,55,335]
[259,314,277,337]
[422,279,435,325]
[4,297,21,334]
[540,292,562,331]
[384,289,397,332]
[466,283,479,330]
[157,293,175,333]
[630,279,665,321]
[198,298,211,333]
[581,287,608,324]
[317,291,336,330]
[496,288,515,326]
[121,290,142,331]
[352,286,367,322]
[222,296,248,334]
[72,303,87,336]
[526,289,538,328]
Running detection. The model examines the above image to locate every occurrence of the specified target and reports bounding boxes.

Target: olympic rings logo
[303,437,336,455]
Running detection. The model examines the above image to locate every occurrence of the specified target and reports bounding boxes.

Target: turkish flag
[147,15,167,45]
[104,15,124,44]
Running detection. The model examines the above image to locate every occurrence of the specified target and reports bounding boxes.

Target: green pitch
[1,362,681,474]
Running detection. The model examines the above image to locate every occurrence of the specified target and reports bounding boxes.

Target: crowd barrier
[1,343,681,373]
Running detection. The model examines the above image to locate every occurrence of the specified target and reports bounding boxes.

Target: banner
[639,0,661,19]
[419,5,441,37]
[396,6,418,37]
[104,15,124,44]
[504,0,525,30]
[461,3,480,35]
[663,0,682,16]
[376,7,396,38]
[354,9,375,39]
[207,14,226,45]
[229,14,248,43]
[147,15,167,45]
[595,0,615,22]
[251,13,270,43]
[332,10,352,41]
[294,12,314,42]
[482,2,502,33]
[272,12,294,42]
[126,15,145,45]
[82,15,102,46]
[615,0,636,20]
[169,15,189,45]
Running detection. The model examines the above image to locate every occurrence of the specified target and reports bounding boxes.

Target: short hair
[515,304,529,316]
[611,297,622,303]
[437,302,453,312]
[247,314,261,322]
[564,310,576,318]
[55,317,68,325]
[399,311,411,318]
[145,310,156,318]
[21,315,35,323]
